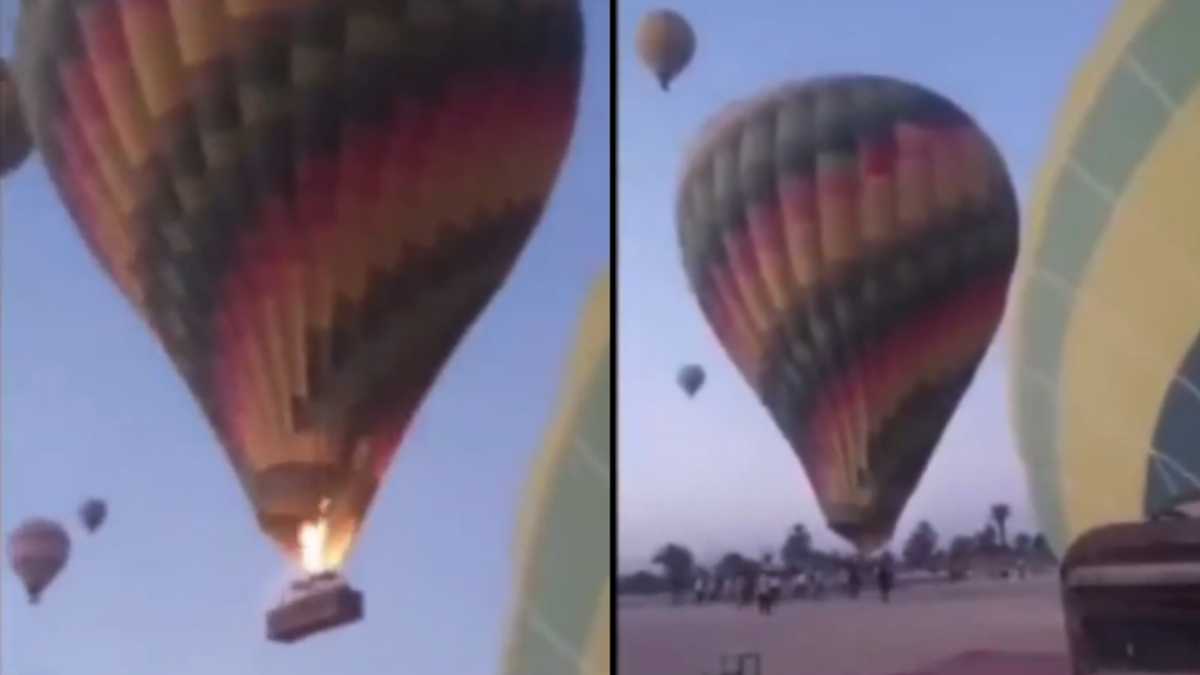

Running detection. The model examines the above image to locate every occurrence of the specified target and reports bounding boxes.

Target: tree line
[620,503,1058,596]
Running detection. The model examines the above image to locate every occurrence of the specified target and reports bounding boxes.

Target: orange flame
[298,498,333,575]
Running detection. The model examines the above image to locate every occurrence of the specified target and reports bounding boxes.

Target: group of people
[845,557,895,603]
[689,556,896,615]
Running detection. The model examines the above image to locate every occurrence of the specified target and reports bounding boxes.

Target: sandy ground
[618,576,1069,675]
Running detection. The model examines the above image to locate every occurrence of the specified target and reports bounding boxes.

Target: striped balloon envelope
[14,0,583,572]
[1011,0,1200,555]
[503,271,609,675]
[678,75,1019,553]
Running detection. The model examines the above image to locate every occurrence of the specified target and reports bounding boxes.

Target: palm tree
[991,503,1011,549]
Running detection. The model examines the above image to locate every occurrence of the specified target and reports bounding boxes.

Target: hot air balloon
[16,0,584,635]
[1012,0,1200,556]
[80,498,107,533]
[678,363,705,397]
[8,518,70,605]
[504,270,609,675]
[678,75,1019,553]
[0,58,32,176]
[636,9,695,92]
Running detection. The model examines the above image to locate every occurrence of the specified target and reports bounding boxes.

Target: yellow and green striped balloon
[503,271,610,675]
[1012,0,1200,555]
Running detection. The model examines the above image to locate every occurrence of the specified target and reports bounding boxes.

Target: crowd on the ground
[688,555,902,615]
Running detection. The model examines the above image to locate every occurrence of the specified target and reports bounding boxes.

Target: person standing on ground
[756,573,773,615]
[847,562,862,599]
[740,572,756,608]
[877,556,895,603]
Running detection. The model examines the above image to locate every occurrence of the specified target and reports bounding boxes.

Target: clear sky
[618,0,1118,571]
[0,4,609,674]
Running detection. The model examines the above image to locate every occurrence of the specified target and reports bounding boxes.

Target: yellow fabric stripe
[578,581,610,675]
[514,271,610,569]
[1056,86,1200,542]
[505,270,610,675]
[1011,0,1159,393]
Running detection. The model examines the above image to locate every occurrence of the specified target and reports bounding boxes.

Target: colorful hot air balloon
[16,0,584,574]
[678,363,705,397]
[80,498,108,533]
[504,270,609,675]
[0,58,33,176]
[1011,0,1200,556]
[635,9,695,92]
[8,518,71,604]
[678,75,1019,553]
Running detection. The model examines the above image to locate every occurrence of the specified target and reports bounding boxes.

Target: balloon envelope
[80,498,108,533]
[678,363,705,397]
[678,75,1019,552]
[8,518,70,604]
[635,9,695,91]
[504,271,610,675]
[0,58,32,176]
[1011,0,1200,555]
[17,0,584,569]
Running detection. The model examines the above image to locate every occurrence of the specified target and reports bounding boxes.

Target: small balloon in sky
[80,498,108,533]
[636,9,696,91]
[8,518,71,605]
[678,363,705,398]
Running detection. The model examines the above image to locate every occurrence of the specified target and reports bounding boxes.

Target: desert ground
[618,575,1069,675]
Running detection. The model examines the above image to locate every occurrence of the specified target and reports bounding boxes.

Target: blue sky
[0,4,609,674]
[618,0,1118,570]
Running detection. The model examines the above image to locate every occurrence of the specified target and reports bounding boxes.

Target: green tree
[976,523,999,552]
[652,543,696,603]
[1013,532,1032,554]
[715,552,748,580]
[902,520,939,570]
[781,523,813,569]
[949,534,976,558]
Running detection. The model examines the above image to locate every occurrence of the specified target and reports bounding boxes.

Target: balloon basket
[267,572,363,644]
[1060,518,1200,673]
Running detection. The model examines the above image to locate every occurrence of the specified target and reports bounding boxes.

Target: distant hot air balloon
[80,498,107,533]
[636,9,695,91]
[678,75,1019,553]
[678,363,705,397]
[0,58,32,176]
[1012,0,1200,556]
[504,271,609,675]
[8,518,70,605]
[16,0,584,590]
